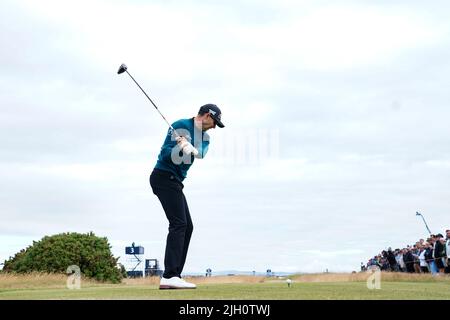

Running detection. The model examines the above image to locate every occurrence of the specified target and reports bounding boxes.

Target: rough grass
[123,275,266,286]
[1,272,449,300]
[289,272,450,283]
[0,272,108,290]
[0,273,264,290]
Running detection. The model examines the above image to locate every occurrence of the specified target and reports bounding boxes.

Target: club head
[117,64,128,74]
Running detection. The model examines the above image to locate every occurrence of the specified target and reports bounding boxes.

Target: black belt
[152,168,183,184]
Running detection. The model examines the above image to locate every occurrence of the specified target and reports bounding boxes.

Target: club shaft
[420,215,432,235]
[125,70,179,137]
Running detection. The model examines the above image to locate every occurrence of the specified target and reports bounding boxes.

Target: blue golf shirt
[155,118,210,182]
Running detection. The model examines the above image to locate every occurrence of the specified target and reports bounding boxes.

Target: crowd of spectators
[363,230,450,275]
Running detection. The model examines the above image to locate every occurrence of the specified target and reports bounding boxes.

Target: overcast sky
[1,0,449,274]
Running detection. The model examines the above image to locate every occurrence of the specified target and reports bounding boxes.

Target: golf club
[117,63,179,137]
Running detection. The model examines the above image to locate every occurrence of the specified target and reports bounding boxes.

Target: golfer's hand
[175,136,189,150]
[176,136,199,156]
[176,136,187,145]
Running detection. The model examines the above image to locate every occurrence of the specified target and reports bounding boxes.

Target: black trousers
[150,169,193,279]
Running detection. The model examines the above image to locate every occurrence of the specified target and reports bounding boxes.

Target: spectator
[412,245,421,273]
[445,229,450,274]
[419,245,429,273]
[364,229,449,275]
[361,262,367,271]
[386,248,398,272]
[403,248,415,273]
[398,249,406,272]
[434,234,446,273]
[426,237,439,275]
[394,249,403,272]
[380,251,390,271]
[368,256,381,269]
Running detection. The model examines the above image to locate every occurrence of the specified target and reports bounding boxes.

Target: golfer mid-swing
[150,104,224,289]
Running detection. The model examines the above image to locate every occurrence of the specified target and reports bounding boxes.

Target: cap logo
[208,109,216,115]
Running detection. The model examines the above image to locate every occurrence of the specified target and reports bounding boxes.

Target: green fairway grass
[1,280,450,300]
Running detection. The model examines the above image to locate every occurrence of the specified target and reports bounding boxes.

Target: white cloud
[1,0,450,274]
[425,160,450,168]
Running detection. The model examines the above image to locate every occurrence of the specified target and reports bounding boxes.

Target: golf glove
[176,136,199,156]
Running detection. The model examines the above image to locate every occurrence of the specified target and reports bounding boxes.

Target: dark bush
[3,232,123,283]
